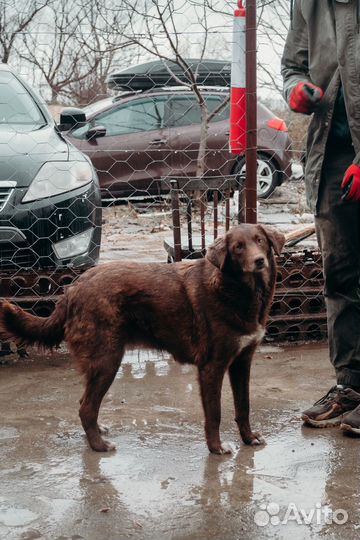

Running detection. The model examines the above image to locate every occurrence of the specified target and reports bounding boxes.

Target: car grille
[0,243,35,268]
[0,182,16,212]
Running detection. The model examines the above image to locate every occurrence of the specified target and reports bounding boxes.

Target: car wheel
[233,153,280,199]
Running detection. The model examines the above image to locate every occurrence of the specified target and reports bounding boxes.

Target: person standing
[282,0,360,434]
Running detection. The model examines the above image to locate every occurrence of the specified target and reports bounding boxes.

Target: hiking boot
[340,404,360,436]
[301,385,360,428]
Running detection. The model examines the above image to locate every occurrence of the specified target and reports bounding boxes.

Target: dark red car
[64,87,292,199]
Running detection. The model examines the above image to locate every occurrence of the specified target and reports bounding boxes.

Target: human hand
[341,164,360,202]
[289,82,323,114]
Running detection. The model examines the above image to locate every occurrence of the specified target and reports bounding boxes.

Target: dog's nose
[255,257,265,269]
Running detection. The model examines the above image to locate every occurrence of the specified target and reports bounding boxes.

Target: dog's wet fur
[0,224,285,454]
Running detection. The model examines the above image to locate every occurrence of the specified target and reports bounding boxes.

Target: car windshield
[0,70,46,130]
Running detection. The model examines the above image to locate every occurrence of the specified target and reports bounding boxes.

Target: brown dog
[0,224,285,454]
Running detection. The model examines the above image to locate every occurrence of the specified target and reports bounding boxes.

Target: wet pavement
[1,178,357,539]
[1,343,359,540]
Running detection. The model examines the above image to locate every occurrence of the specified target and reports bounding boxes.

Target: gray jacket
[281,0,360,212]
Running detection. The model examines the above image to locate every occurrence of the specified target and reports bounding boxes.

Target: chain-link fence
[0,0,326,357]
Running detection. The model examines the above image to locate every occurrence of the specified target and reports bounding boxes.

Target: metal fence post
[245,0,257,223]
[170,179,182,262]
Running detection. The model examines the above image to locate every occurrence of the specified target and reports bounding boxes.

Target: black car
[0,64,101,270]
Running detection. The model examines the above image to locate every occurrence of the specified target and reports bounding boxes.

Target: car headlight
[22,161,93,203]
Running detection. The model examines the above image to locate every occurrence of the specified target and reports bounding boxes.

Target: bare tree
[118,0,230,178]
[18,0,135,104]
[0,0,51,63]
[66,0,140,104]
[257,0,290,94]
[205,0,290,95]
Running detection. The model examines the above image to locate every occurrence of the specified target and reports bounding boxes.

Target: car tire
[233,153,281,199]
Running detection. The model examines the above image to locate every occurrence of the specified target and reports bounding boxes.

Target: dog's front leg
[228,345,265,446]
[198,364,231,455]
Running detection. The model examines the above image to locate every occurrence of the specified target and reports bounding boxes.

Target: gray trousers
[315,141,360,387]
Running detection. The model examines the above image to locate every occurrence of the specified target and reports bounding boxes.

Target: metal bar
[213,191,218,239]
[170,179,182,262]
[163,177,238,191]
[200,195,206,250]
[238,182,245,223]
[245,0,257,223]
[225,190,230,231]
[186,196,193,252]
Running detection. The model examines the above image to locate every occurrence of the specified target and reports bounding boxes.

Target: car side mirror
[86,125,107,140]
[58,107,86,131]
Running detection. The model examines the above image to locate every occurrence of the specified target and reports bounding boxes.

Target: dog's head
[206,224,285,275]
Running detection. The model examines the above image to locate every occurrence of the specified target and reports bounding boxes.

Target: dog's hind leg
[78,392,108,434]
[198,364,230,455]
[228,345,265,446]
[78,347,124,452]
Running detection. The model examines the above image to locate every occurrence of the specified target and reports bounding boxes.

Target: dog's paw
[243,432,265,446]
[98,423,110,435]
[209,442,233,455]
[103,440,116,452]
[90,439,116,452]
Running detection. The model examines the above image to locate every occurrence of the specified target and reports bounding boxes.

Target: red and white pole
[229,0,246,155]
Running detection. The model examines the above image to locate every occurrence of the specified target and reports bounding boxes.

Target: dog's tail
[0,296,68,350]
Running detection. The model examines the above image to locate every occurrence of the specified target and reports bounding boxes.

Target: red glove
[289,82,324,114]
[341,164,360,202]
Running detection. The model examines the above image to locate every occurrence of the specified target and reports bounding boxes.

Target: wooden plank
[284,225,315,245]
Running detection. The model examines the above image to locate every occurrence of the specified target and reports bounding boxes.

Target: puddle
[0,504,38,527]
[0,427,19,440]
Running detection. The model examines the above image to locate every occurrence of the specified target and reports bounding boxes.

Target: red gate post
[230,0,246,155]
[245,0,257,223]
[229,0,246,223]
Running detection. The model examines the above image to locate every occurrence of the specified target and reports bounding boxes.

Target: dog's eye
[236,242,244,250]
[256,237,263,244]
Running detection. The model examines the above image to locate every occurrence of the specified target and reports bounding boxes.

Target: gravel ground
[100,174,317,265]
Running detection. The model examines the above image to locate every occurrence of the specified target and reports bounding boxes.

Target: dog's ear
[258,225,285,256]
[206,235,228,271]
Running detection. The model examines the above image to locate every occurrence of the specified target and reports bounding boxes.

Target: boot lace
[314,386,342,406]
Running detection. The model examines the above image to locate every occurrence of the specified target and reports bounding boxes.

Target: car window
[82,98,113,117]
[72,98,166,139]
[0,71,45,128]
[165,95,229,128]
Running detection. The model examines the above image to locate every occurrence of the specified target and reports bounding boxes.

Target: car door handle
[149,139,168,145]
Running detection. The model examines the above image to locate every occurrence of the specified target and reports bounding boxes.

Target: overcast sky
[14,0,290,106]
